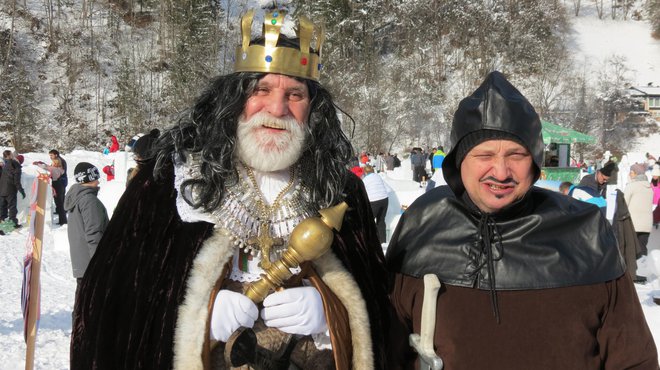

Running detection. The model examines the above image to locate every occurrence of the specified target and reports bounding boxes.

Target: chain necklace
[209,163,318,275]
[242,162,295,269]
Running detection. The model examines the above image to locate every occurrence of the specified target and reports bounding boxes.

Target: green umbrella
[541,120,596,145]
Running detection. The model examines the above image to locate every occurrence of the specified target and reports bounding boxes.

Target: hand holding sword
[409,274,444,370]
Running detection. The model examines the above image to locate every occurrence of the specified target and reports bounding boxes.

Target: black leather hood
[442,71,544,196]
[385,185,625,290]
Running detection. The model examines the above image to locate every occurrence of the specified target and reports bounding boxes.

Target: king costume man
[386,71,659,370]
[71,7,390,370]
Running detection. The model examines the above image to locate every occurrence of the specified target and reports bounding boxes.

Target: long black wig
[152,71,354,212]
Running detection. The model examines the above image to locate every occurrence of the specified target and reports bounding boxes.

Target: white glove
[261,286,327,335]
[210,289,259,342]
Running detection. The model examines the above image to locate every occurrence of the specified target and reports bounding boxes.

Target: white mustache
[236,112,307,172]
[240,112,301,132]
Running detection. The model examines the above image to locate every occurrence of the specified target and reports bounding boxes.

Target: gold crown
[234,9,324,81]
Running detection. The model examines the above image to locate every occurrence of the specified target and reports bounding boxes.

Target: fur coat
[70,159,391,369]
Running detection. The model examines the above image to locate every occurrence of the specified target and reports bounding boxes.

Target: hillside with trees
[0,0,658,161]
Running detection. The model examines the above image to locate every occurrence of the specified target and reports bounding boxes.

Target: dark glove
[19,189,25,199]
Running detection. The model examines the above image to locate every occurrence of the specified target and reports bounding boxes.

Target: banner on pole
[22,175,45,340]
[22,173,49,370]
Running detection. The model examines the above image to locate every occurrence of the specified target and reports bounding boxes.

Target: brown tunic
[389,272,659,370]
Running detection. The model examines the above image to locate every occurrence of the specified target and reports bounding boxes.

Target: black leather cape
[387,71,624,291]
[70,160,390,369]
[386,185,625,290]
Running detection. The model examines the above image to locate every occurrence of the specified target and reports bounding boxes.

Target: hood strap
[468,212,504,323]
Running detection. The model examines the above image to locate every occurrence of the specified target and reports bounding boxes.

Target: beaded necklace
[210,163,318,273]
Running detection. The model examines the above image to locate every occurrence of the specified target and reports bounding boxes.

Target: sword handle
[420,274,441,352]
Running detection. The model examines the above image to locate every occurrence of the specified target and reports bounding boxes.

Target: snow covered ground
[0,149,659,369]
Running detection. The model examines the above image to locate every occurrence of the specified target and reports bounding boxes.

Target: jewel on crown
[234,3,325,81]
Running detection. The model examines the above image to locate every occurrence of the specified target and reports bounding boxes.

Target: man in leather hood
[386,71,658,369]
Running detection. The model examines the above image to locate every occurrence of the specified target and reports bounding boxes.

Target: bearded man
[386,71,658,369]
[71,8,389,370]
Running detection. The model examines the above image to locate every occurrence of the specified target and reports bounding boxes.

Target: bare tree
[594,0,605,19]
[573,0,581,16]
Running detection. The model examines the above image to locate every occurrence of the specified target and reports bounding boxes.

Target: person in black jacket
[49,149,68,225]
[578,160,616,198]
[0,150,25,228]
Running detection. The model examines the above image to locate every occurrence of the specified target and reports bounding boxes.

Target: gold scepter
[243,201,348,303]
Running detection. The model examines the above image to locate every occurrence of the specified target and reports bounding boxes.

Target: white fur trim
[313,251,374,370]
[173,228,375,369]
[172,229,235,370]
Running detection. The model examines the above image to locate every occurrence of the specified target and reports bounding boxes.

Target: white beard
[236,112,307,172]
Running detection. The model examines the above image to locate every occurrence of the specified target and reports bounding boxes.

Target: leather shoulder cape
[70,161,390,369]
[386,185,625,290]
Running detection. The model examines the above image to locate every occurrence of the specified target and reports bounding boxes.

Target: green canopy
[541,120,596,145]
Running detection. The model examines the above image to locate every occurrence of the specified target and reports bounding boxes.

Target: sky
[0,148,659,369]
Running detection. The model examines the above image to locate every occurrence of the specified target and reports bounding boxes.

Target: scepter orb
[244,201,348,303]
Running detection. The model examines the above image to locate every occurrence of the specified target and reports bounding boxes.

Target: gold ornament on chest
[244,163,296,269]
[247,222,284,270]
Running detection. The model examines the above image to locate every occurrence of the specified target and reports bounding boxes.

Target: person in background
[104,130,119,153]
[429,147,436,173]
[612,186,646,284]
[350,165,364,178]
[125,133,143,152]
[34,158,66,225]
[624,163,654,258]
[127,128,160,182]
[360,151,369,166]
[578,160,616,198]
[362,165,392,243]
[0,150,25,228]
[559,181,607,214]
[64,162,108,304]
[651,164,660,207]
[646,152,657,169]
[410,148,426,183]
[48,149,68,225]
[386,71,657,369]
[374,152,386,173]
[392,153,401,168]
[607,156,620,185]
[432,146,446,172]
[385,152,394,171]
[102,163,114,181]
[71,7,390,369]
